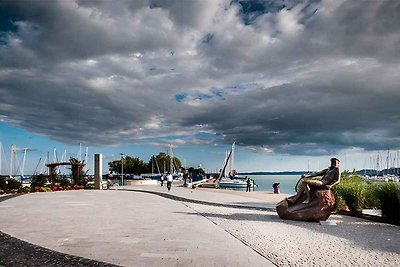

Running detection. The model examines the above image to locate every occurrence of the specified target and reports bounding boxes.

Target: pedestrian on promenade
[107,179,112,190]
[246,176,251,192]
[273,183,280,194]
[160,173,165,186]
[166,172,173,191]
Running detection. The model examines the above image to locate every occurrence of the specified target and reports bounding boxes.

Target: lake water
[107,174,301,195]
[228,175,301,194]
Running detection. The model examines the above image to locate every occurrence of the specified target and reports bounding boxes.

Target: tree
[153,152,182,173]
[187,167,205,176]
[108,156,148,175]
[68,157,87,186]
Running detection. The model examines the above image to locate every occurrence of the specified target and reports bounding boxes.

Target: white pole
[231,142,235,174]
[53,147,57,162]
[121,154,124,186]
[10,144,15,178]
[94,154,103,189]
[84,147,89,172]
[21,148,27,178]
[169,145,173,173]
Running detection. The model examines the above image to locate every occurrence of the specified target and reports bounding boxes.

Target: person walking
[160,173,165,186]
[166,172,173,191]
[246,176,251,192]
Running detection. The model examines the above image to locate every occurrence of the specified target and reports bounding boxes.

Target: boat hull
[217,180,253,188]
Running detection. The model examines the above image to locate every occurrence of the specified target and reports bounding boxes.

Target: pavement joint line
[121,188,276,212]
[181,202,279,267]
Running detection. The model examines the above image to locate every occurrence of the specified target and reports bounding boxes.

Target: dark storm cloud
[181,68,400,154]
[0,0,399,155]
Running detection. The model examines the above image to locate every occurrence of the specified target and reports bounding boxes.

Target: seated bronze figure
[276,158,341,222]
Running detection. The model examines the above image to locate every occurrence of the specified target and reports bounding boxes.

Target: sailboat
[216,142,254,189]
[168,145,183,179]
[141,155,162,179]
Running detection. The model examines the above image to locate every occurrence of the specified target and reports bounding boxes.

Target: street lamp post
[121,153,124,186]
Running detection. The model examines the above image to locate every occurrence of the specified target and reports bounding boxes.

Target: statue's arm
[326,170,341,189]
[303,169,327,178]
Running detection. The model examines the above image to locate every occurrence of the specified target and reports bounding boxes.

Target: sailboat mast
[397,150,399,176]
[387,149,390,175]
[10,144,15,178]
[169,145,173,173]
[21,148,27,178]
[231,142,235,174]
[377,152,380,175]
[224,150,228,177]
[151,156,154,175]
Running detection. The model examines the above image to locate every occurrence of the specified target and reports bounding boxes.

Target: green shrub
[335,181,365,216]
[363,183,380,209]
[58,178,72,187]
[31,174,49,188]
[22,186,31,193]
[85,183,95,190]
[6,178,22,190]
[332,188,347,211]
[0,176,7,190]
[41,187,53,192]
[375,182,400,224]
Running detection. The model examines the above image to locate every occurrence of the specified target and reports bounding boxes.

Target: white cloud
[1,0,400,154]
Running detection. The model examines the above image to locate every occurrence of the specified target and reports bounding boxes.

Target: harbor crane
[10,144,35,179]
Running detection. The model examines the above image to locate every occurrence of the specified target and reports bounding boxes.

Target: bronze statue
[276,158,341,222]
[288,158,341,204]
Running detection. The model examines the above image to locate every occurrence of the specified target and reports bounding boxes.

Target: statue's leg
[303,183,311,203]
[287,188,303,204]
[303,180,324,203]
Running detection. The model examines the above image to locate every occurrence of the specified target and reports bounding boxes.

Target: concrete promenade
[0,184,399,266]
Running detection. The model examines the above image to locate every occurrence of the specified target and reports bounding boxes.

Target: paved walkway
[1,185,399,266]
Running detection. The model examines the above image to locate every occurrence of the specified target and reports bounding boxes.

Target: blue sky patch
[202,33,214,44]
[175,94,186,102]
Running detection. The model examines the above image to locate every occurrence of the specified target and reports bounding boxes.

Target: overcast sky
[1,0,400,174]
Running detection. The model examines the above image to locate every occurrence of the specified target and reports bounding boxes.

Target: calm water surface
[108,175,301,195]
[225,175,301,194]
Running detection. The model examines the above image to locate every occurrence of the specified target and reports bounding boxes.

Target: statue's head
[330,157,340,167]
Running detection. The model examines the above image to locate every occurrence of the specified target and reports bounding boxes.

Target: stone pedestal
[276,190,335,222]
[94,154,102,190]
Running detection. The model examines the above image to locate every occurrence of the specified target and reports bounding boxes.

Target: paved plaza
[0,185,399,266]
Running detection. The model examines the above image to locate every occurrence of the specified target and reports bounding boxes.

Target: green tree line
[108,152,182,175]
